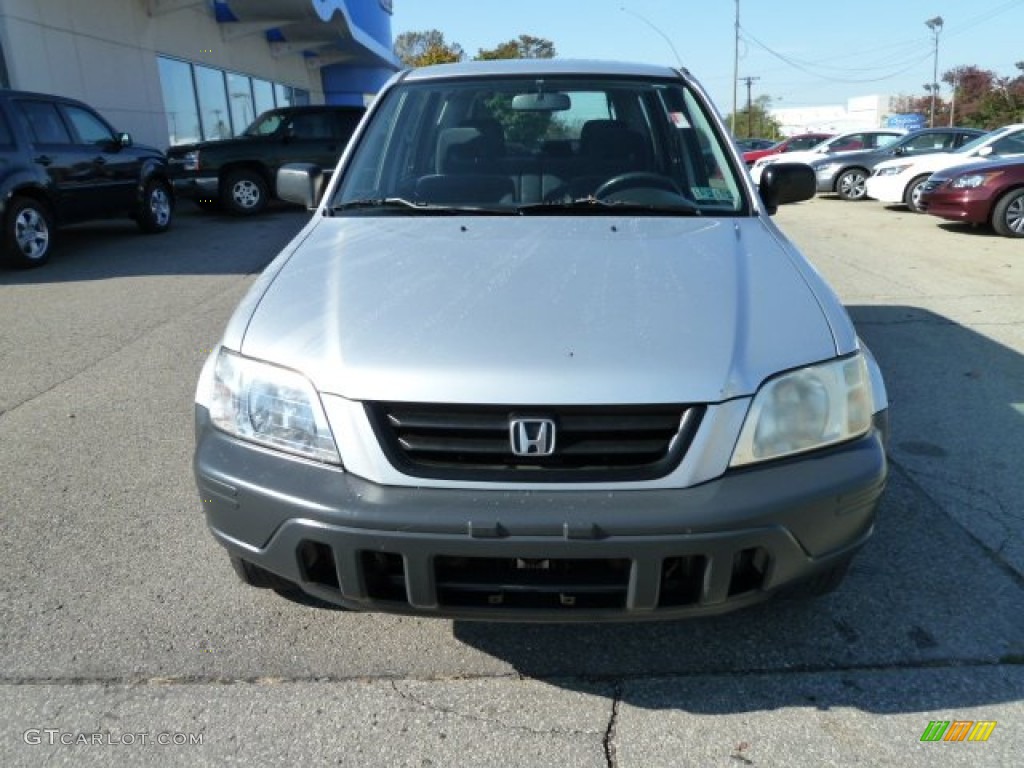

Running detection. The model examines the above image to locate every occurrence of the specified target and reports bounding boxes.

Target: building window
[194,65,232,140]
[252,78,276,118]
[226,72,255,135]
[157,56,312,145]
[157,57,201,146]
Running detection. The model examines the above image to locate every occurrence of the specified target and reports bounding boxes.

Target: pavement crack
[388,679,603,739]
[889,459,1024,586]
[0,657,1018,687]
[603,682,621,768]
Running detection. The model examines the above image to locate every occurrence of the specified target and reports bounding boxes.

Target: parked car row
[0,89,365,269]
[809,127,985,201]
[749,129,907,184]
[742,122,1024,238]
[865,125,1023,208]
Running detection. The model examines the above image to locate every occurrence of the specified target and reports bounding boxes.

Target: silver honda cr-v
[193,59,888,620]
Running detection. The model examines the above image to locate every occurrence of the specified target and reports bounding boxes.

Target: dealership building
[0,0,398,148]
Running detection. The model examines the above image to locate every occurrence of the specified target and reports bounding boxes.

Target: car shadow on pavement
[451,305,1024,715]
[0,205,309,284]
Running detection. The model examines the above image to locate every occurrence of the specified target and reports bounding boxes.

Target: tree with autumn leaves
[890,63,1024,129]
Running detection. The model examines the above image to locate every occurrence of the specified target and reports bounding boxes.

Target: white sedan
[865,124,1024,211]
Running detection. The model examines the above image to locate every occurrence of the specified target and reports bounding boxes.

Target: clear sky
[390,0,1024,117]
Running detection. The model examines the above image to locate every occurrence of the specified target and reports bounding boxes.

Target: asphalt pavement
[1,197,1021,766]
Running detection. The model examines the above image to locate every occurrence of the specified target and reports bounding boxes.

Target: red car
[919,156,1024,237]
[742,132,834,166]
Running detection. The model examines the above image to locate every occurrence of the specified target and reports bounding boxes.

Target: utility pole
[739,75,760,136]
[731,0,739,134]
[925,16,943,127]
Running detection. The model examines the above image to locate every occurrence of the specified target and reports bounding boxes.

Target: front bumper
[864,175,906,204]
[194,406,888,621]
[920,190,992,223]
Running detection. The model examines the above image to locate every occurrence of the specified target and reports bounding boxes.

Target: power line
[737,0,1023,85]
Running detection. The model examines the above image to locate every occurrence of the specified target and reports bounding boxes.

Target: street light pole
[925,16,943,127]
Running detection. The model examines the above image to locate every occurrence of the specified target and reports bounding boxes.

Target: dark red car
[742,132,834,166]
[919,156,1024,237]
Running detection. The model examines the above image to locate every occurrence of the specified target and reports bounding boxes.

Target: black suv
[166,105,365,216]
[0,90,173,268]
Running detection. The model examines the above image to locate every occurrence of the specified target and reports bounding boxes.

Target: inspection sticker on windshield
[692,187,734,202]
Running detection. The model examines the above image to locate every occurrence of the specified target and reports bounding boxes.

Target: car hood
[874,150,976,175]
[929,155,1024,181]
[238,216,839,405]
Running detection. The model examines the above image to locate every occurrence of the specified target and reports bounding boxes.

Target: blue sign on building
[885,113,927,131]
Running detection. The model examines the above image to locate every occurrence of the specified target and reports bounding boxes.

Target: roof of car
[0,88,91,105]
[402,59,683,82]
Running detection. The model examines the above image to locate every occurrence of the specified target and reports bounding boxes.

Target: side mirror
[892,145,905,155]
[277,163,324,210]
[759,162,815,215]
[977,146,993,158]
[118,132,132,148]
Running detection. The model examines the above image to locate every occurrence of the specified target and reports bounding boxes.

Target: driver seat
[572,119,651,197]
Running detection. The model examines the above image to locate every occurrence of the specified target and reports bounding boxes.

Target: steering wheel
[593,172,683,199]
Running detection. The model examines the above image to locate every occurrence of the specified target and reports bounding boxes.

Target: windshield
[331,74,747,216]
[243,111,286,137]
[954,127,1005,155]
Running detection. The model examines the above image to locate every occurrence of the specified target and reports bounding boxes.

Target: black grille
[365,402,703,482]
[435,556,631,609]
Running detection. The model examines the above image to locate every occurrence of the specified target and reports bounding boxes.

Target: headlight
[183,150,200,171]
[950,172,997,189]
[208,348,340,464]
[730,354,874,467]
[874,164,911,177]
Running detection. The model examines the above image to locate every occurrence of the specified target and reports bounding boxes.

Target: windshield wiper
[330,197,513,215]
[515,197,701,215]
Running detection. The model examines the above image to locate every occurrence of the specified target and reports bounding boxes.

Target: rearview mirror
[511,92,571,111]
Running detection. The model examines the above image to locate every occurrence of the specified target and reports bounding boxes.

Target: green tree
[475,35,556,61]
[725,96,782,139]
[472,35,559,147]
[394,30,464,67]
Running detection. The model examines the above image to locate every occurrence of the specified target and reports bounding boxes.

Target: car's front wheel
[903,175,930,213]
[836,168,868,201]
[222,169,268,216]
[991,188,1024,238]
[136,179,174,233]
[2,197,53,268]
